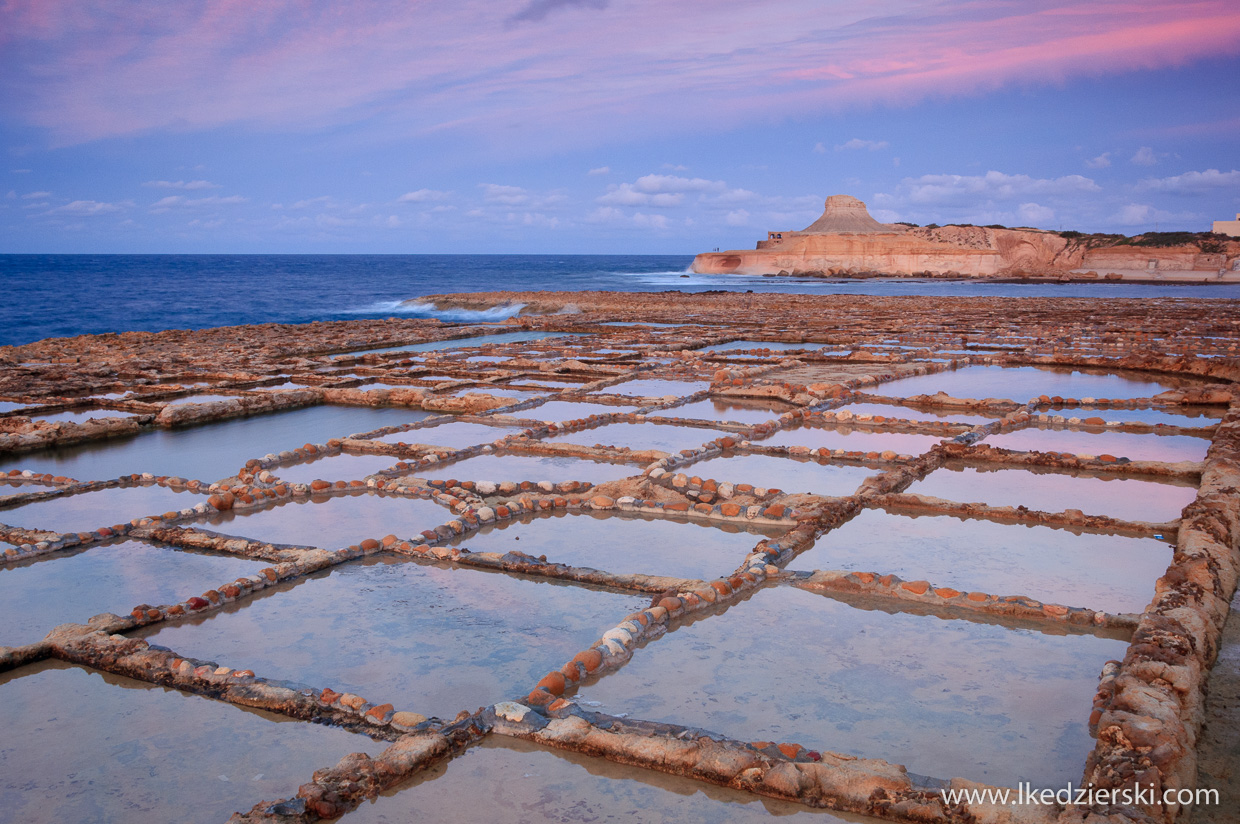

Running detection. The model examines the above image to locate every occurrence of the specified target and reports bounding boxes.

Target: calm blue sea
[3,254,1237,347]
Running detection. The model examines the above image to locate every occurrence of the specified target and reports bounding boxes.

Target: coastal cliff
[692,195,1240,281]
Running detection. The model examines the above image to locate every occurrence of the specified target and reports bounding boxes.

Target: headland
[692,195,1240,283]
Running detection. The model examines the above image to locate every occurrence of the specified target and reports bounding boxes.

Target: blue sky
[2,0,1238,254]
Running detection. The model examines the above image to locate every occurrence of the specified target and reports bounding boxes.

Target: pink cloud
[2,0,1238,146]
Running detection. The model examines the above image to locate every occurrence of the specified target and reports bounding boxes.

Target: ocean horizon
[4,253,1239,348]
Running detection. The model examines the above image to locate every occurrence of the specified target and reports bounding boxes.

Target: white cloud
[149,194,248,213]
[598,173,729,207]
[835,138,888,151]
[597,184,683,207]
[315,214,358,227]
[585,206,669,230]
[397,188,450,202]
[661,164,688,171]
[586,206,625,223]
[706,188,758,206]
[480,183,530,205]
[1016,202,1056,225]
[587,166,610,175]
[724,209,750,226]
[21,190,52,199]
[291,195,334,209]
[1084,152,1111,169]
[632,173,725,194]
[47,199,132,215]
[813,142,826,154]
[11,169,31,174]
[883,171,1099,205]
[144,179,220,189]
[632,212,669,230]
[1136,168,1240,193]
[478,183,566,210]
[1130,146,1158,166]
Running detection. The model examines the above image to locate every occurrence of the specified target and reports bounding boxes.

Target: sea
[3,254,1238,348]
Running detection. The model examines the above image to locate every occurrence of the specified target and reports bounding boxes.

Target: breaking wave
[345,300,526,322]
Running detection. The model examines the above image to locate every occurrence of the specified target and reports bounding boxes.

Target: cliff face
[692,196,1240,279]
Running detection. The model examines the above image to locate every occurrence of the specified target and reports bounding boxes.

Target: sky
[1,0,1238,254]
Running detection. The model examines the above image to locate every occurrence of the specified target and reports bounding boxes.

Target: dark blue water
[2,254,1236,347]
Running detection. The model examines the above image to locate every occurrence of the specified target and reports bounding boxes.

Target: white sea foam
[346,300,526,322]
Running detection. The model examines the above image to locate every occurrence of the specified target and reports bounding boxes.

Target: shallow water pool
[658,398,794,425]
[444,511,784,580]
[0,485,207,534]
[757,425,944,456]
[576,586,1127,789]
[0,405,434,483]
[906,464,1196,523]
[540,421,726,454]
[196,492,451,548]
[684,454,877,496]
[792,508,1169,614]
[988,427,1209,463]
[137,556,648,720]
[872,365,1195,401]
[0,539,267,647]
[343,736,858,824]
[0,660,384,824]
[415,453,643,485]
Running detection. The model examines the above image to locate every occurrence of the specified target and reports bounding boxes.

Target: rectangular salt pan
[0,539,267,647]
[0,405,435,483]
[343,736,855,824]
[540,422,726,454]
[443,511,785,580]
[1034,405,1222,427]
[872,365,1195,401]
[271,452,402,485]
[840,402,999,425]
[596,379,710,397]
[137,557,648,720]
[371,421,522,448]
[906,465,1196,523]
[0,661,385,824]
[576,586,1128,788]
[33,407,139,423]
[0,485,208,534]
[757,425,944,456]
[685,454,877,497]
[416,453,642,485]
[659,399,793,425]
[346,331,576,356]
[195,492,452,548]
[699,341,819,353]
[792,509,1169,614]
[526,400,642,421]
[988,428,1209,463]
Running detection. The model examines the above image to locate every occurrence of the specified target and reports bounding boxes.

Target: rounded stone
[536,672,567,696]
[573,649,604,673]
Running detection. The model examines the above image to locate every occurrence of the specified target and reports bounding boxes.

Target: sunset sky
[2,0,1238,253]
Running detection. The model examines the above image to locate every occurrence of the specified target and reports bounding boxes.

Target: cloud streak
[4,1,1237,147]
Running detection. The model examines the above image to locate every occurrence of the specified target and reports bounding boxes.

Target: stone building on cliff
[1213,214,1240,238]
